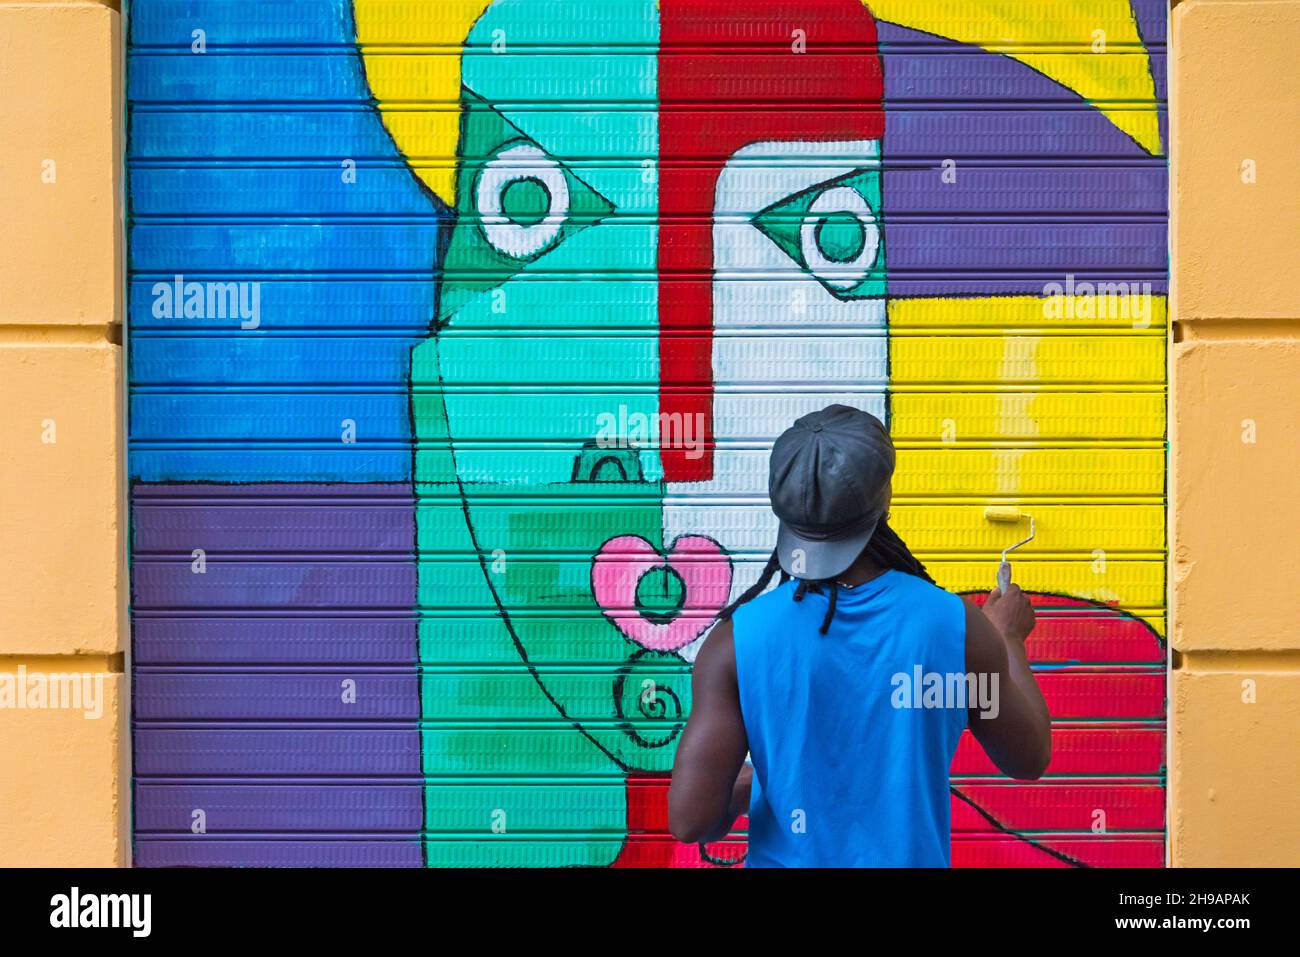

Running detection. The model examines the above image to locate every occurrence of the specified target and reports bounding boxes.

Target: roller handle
[997,561,1012,594]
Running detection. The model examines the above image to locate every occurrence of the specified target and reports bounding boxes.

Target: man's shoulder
[729,579,796,630]
[890,571,965,613]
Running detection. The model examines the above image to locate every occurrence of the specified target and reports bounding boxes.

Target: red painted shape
[964,593,1165,664]
[952,837,1164,868]
[657,0,884,481]
[953,725,1165,776]
[1033,671,1165,719]
[613,777,1165,868]
[951,784,1166,832]
[611,593,1165,867]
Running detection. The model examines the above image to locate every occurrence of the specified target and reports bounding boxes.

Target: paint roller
[983,506,1035,593]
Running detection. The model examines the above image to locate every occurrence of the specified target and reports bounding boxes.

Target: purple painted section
[132,559,417,609]
[884,275,1165,297]
[130,482,417,664]
[887,222,1166,271]
[135,784,423,832]
[134,839,423,868]
[131,482,417,610]
[132,484,414,554]
[131,482,421,851]
[884,166,1167,215]
[135,672,421,720]
[134,616,417,665]
[876,24,1166,296]
[132,481,413,500]
[880,45,1140,104]
[133,728,423,776]
[1131,0,1170,152]
[878,106,1167,159]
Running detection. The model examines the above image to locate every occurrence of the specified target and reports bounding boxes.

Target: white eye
[476,143,570,260]
[799,186,879,291]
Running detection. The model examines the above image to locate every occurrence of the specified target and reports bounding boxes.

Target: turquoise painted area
[464,0,659,211]
[416,1,670,864]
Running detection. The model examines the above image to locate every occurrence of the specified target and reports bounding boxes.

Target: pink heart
[591,535,732,653]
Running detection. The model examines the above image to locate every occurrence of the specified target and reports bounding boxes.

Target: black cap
[769,405,895,581]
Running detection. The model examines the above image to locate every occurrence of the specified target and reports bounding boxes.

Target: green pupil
[634,567,686,624]
[500,176,551,227]
[815,211,866,263]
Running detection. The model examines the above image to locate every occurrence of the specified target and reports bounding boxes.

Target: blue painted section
[128,279,435,332]
[128,165,440,216]
[127,0,439,482]
[130,392,411,442]
[129,0,357,47]
[130,337,417,386]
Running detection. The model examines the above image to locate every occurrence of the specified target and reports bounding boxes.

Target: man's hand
[983,583,1035,644]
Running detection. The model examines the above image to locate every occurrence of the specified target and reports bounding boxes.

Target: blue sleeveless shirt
[732,571,967,867]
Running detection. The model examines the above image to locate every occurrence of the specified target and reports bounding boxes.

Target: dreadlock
[717,518,933,636]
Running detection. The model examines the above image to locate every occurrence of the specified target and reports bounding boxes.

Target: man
[669,405,1052,866]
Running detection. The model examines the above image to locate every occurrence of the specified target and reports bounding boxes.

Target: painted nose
[570,445,732,654]
[592,535,732,654]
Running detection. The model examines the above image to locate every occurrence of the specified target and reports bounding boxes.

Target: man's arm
[668,619,750,844]
[963,585,1052,780]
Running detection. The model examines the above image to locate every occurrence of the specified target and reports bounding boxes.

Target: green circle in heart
[635,566,686,624]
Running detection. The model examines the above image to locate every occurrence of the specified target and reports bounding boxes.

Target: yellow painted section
[0,674,127,866]
[1173,336,1299,652]
[354,0,491,202]
[889,334,1165,385]
[0,343,121,655]
[0,0,125,866]
[891,293,1167,636]
[863,0,1164,154]
[890,504,1163,554]
[895,447,1165,497]
[931,559,1165,610]
[889,294,1167,330]
[0,0,120,324]
[1170,670,1300,867]
[1170,0,1300,867]
[892,393,1166,441]
[1173,0,1300,319]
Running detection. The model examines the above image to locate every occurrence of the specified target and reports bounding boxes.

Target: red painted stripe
[657,0,884,480]
[612,835,1164,868]
[951,784,1165,832]
[611,838,748,868]
[952,836,1164,868]
[618,776,1164,867]
[629,779,1164,834]
[1033,671,1165,719]
[953,724,1165,776]
[963,593,1165,663]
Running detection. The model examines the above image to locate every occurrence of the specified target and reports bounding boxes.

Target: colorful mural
[128,0,1168,866]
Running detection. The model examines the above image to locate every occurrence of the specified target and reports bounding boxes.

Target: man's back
[732,572,967,867]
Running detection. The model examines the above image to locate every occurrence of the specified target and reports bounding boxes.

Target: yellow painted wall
[0,0,126,866]
[1170,0,1300,866]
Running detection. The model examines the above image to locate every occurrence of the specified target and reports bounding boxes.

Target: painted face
[414,0,885,771]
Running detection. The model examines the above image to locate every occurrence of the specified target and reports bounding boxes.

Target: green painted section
[418,1,666,865]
